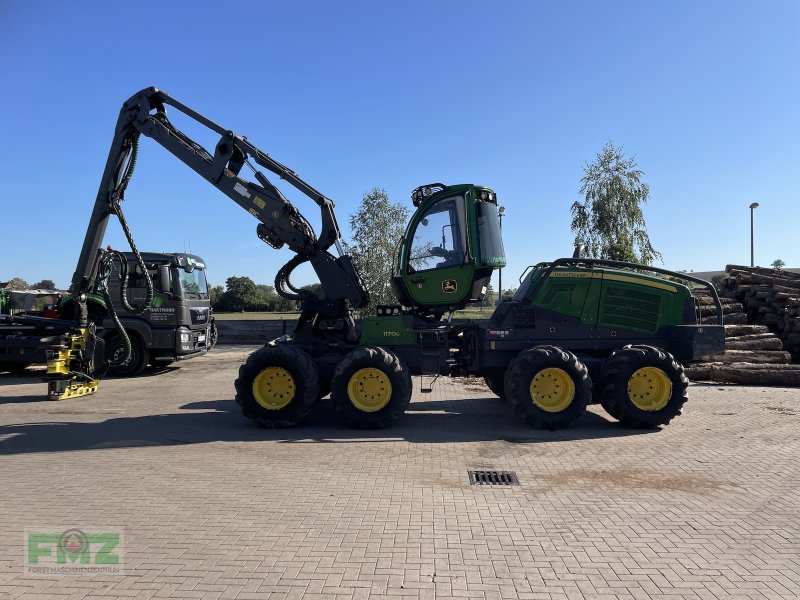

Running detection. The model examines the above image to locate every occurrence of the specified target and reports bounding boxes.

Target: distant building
[0,284,62,313]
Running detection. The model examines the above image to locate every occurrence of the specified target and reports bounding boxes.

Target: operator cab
[391,183,506,315]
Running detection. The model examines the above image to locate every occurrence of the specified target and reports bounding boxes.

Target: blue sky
[1,1,798,291]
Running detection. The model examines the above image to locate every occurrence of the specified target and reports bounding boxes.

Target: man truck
[1,252,215,376]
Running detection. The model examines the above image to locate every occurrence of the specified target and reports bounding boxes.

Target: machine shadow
[0,394,657,455]
[0,370,47,387]
[0,366,181,401]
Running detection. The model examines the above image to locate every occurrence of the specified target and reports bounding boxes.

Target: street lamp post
[497,206,505,304]
[749,202,759,267]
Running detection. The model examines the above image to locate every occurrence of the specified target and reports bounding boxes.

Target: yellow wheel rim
[627,367,672,411]
[252,366,295,410]
[529,368,575,413]
[347,367,392,413]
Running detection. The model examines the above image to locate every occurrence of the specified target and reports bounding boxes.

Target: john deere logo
[442,280,458,293]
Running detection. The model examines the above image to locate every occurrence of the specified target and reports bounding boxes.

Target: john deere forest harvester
[49,87,725,430]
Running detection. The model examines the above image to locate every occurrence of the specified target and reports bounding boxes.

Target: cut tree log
[693,350,792,364]
[691,293,741,305]
[724,337,784,351]
[723,324,769,336]
[703,313,747,325]
[725,334,783,350]
[706,363,800,386]
[726,333,783,344]
[699,304,745,317]
[684,364,711,380]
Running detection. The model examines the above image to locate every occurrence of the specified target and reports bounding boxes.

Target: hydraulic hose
[94,133,154,367]
[275,254,315,302]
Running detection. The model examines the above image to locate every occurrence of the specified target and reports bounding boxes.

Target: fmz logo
[25,527,124,575]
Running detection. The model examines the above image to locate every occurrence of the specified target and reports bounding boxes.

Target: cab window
[408,196,466,272]
[128,263,159,289]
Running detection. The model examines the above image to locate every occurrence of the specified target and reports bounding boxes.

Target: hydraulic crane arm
[71,86,368,309]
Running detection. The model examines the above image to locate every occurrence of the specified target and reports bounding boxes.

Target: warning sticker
[234,182,251,198]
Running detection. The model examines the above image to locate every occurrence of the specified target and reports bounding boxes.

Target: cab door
[402,195,474,308]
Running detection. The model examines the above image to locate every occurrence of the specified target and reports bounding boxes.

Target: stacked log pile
[723,265,800,359]
[694,291,748,325]
[684,271,800,386]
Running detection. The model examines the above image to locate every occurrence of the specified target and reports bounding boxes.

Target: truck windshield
[179,269,208,299]
[475,201,506,268]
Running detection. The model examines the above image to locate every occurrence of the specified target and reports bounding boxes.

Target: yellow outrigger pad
[47,379,100,401]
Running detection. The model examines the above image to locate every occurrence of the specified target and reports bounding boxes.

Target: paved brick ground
[0,347,798,599]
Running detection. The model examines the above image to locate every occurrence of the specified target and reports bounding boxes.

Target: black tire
[483,371,506,401]
[599,345,688,428]
[330,346,412,429]
[106,334,149,377]
[314,353,343,400]
[595,369,623,420]
[235,344,319,428]
[505,345,592,429]
[599,395,623,421]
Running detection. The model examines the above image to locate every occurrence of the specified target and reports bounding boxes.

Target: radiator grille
[600,286,661,332]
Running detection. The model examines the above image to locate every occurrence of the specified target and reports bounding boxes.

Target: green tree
[253,284,278,310]
[500,287,517,301]
[300,283,325,300]
[209,285,225,310]
[570,141,662,265]
[30,279,57,290]
[6,277,28,290]
[272,294,296,312]
[343,188,409,317]
[224,276,257,311]
[483,282,497,307]
[771,259,786,270]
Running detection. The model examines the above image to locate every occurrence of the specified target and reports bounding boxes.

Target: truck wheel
[208,319,218,349]
[330,347,412,429]
[483,371,506,401]
[505,345,591,429]
[235,344,319,428]
[599,345,688,428]
[106,334,149,377]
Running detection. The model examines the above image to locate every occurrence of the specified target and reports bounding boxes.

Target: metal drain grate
[468,470,519,486]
